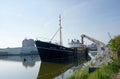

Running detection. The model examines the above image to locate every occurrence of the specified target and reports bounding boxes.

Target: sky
[0,0,120,48]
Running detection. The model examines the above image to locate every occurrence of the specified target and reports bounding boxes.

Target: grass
[88,60,119,79]
[67,59,119,79]
[68,67,89,79]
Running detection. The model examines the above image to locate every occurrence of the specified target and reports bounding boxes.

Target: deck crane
[108,32,112,40]
[81,34,106,53]
[81,34,112,67]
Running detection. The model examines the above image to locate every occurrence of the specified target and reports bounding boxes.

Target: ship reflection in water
[37,61,82,79]
[0,54,86,79]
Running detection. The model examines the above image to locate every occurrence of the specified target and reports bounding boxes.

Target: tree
[108,35,120,52]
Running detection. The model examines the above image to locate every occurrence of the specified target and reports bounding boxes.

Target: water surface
[0,55,85,79]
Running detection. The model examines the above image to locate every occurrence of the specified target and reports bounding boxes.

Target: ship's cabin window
[71,39,80,44]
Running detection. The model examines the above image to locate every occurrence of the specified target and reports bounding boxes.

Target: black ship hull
[35,40,88,62]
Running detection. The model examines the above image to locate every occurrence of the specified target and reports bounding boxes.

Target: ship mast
[59,15,63,46]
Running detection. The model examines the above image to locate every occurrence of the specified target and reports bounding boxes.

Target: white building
[21,39,38,54]
[0,39,38,55]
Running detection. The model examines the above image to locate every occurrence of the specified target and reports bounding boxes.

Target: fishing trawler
[35,16,87,62]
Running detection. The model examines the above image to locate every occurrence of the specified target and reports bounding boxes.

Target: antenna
[108,32,112,40]
[59,15,63,46]
[49,15,63,46]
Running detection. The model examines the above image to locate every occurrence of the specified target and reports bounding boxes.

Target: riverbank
[68,61,119,79]
[68,59,119,79]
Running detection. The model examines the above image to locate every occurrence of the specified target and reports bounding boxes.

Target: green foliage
[108,35,120,52]
[88,67,112,79]
[68,60,119,79]
[75,68,88,79]
[67,73,75,79]
[67,67,89,79]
